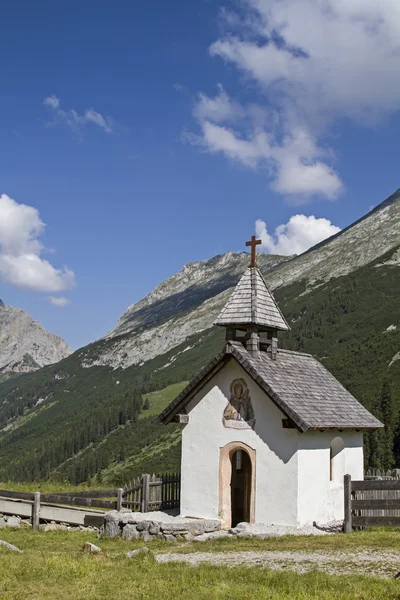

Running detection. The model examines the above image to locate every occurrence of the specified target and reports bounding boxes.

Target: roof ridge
[251,267,257,323]
[277,348,314,358]
[254,267,290,330]
[160,340,383,431]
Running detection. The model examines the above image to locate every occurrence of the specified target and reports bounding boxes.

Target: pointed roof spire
[214,237,290,332]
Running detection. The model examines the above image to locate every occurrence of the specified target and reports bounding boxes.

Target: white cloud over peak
[191,0,400,201]
[49,296,71,307]
[255,214,341,255]
[43,96,113,134]
[0,194,75,294]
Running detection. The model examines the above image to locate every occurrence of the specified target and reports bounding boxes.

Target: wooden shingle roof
[214,267,289,331]
[159,341,383,431]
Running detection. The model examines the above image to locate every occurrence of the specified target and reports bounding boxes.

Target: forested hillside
[0,242,398,484]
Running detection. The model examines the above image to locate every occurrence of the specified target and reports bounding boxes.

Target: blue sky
[1,0,400,350]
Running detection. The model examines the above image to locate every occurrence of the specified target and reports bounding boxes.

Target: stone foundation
[104,510,221,541]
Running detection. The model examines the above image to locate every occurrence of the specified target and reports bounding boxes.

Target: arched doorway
[219,441,256,528]
[230,449,252,526]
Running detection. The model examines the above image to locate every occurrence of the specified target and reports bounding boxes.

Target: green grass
[0,481,102,493]
[0,530,399,599]
[140,381,188,419]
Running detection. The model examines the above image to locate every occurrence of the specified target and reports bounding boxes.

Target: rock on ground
[126,547,152,558]
[82,542,101,553]
[122,524,140,541]
[0,540,22,553]
[4,516,21,528]
[193,531,231,542]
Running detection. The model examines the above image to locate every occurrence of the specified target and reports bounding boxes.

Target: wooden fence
[0,488,118,529]
[344,474,400,532]
[365,469,400,480]
[0,472,181,529]
[121,472,180,513]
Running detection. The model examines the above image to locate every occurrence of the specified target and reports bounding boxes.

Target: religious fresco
[223,378,255,429]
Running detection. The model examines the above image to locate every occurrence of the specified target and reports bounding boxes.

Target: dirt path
[155,549,400,579]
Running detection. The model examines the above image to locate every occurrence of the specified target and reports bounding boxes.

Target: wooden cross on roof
[246,235,262,267]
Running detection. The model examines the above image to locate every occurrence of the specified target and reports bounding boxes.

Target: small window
[330,437,345,482]
[236,449,243,472]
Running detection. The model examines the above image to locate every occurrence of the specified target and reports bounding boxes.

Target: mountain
[0,190,399,483]
[0,301,71,376]
[91,253,289,369]
[85,189,400,370]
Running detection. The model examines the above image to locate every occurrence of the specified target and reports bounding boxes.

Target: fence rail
[0,488,118,509]
[344,474,400,532]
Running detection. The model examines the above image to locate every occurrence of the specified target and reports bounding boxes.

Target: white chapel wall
[297,430,364,525]
[180,359,299,526]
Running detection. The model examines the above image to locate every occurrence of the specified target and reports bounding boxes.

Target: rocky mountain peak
[0,304,72,375]
[86,189,400,372]
[105,252,290,340]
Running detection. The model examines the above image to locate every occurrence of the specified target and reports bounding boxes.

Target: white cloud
[211,0,400,124]
[255,214,341,255]
[191,0,400,200]
[43,95,60,109]
[0,194,75,294]
[200,121,264,168]
[43,96,113,134]
[173,83,188,92]
[48,296,71,307]
[198,112,342,200]
[194,84,244,123]
[193,87,342,202]
[84,108,112,133]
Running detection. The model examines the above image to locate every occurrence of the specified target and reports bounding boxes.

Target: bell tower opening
[214,236,289,360]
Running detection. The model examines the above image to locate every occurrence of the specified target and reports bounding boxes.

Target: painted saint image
[223,379,255,428]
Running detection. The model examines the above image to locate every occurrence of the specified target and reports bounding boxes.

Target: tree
[380,380,396,470]
[368,395,384,470]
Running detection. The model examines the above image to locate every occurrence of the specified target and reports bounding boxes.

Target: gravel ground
[155,549,400,578]
[228,521,342,537]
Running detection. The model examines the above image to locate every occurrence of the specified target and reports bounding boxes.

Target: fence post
[141,474,150,513]
[117,488,123,512]
[32,491,40,530]
[344,474,352,533]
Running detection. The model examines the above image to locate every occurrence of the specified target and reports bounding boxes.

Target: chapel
[159,237,383,528]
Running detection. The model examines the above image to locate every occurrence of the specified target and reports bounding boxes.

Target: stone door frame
[218,441,256,528]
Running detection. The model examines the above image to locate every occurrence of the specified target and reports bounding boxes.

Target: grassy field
[0,480,99,493]
[140,382,189,419]
[0,529,400,599]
